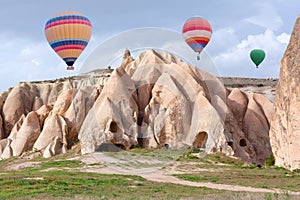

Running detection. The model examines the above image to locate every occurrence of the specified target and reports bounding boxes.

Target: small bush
[265,154,275,167]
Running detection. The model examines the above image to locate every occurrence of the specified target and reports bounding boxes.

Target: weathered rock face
[0,49,274,164]
[79,49,274,165]
[0,71,110,159]
[270,16,300,170]
[8,111,40,157]
[79,65,139,153]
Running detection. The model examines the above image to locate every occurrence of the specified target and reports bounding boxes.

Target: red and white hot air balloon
[182,16,212,60]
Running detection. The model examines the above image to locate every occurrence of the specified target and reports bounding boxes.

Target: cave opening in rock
[227,141,234,148]
[137,137,149,148]
[164,144,169,149]
[109,121,118,133]
[193,131,208,148]
[239,138,247,147]
[96,143,122,152]
[115,143,126,150]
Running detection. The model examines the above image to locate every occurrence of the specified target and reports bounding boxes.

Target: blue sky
[0,0,299,92]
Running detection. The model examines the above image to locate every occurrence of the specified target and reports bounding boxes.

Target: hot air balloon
[182,16,212,60]
[250,49,265,68]
[45,11,92,70]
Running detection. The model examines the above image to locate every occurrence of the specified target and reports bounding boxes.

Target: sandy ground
[76,152,300,195]
[5,151,299,196]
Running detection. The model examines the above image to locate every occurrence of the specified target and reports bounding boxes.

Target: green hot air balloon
[250,49,265,68]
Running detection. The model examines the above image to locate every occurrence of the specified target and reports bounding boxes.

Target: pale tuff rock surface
[0,115,4,140]
[0,48,274,164]
[0,71,109,159]
[2,84,33,138]
[8,112,40,157]
[78,66,139,153]
[33,113,67,151]
[270,16,300,170]
[79,49,273,165]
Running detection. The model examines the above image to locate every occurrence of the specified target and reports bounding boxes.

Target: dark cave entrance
[96,143,123,152]
[239,138,247,147]
[193,131,208,149]
[109,121,118,133]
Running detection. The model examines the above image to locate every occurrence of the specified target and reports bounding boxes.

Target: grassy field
[0,159,260,200]
[174,152,300,192]
[0,148,299,199]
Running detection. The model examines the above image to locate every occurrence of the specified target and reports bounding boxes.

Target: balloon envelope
[250,49,265,67]
[45,11,92,70]
[182,17,212,59]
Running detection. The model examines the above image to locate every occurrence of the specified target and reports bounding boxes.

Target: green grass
[40,159,83,169]
[0,156,18,170]
[0,157,281,200]
[1,149,300,199]
[0,166,265,200]
[177,150,245,166]
[105,148,182,161]
[0,170,134,199]
[173,153,300,192]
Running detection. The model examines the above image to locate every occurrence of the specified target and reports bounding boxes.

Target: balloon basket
[67,66,75,70]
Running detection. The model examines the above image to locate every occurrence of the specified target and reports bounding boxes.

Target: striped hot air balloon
[182,17,212,60]
[45,11,92,70]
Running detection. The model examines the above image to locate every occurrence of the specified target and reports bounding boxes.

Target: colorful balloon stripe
[182,26,212,33]
[54,45,86,52]
[183,19,211,27]
[189,44,205,52]
[49,38,89,44]
[182,30,212,39]
[46,15,90,24]
[50,40,88,48]
[45,19,91,29]
[63,57,77,62]
[57,49,83,59]
[185,38,210,45]
[45,25,92,42]
[46,15,90,23]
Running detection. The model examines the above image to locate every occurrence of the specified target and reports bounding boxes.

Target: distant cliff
[219,77,277,102]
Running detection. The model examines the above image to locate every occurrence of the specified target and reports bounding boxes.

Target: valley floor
[0,148,299,200]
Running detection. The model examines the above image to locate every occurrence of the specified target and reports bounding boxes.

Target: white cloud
[213,30,290,78]
[276,33,290,44]
[244,3,283,31]
[0,32,78,92]
[31,59,40,66]
[20,47,32,57]
[209,27,240,53]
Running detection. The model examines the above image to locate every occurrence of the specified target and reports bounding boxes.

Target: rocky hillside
[0,69,111,158]
[0,48,275,166]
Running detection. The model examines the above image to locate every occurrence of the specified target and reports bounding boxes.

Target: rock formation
[0,49,274,165]
[270,16,300,170]
[0,71,110,159]
[79,49,274,165]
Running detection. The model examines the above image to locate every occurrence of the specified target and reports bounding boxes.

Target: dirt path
[78,152,300,196]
